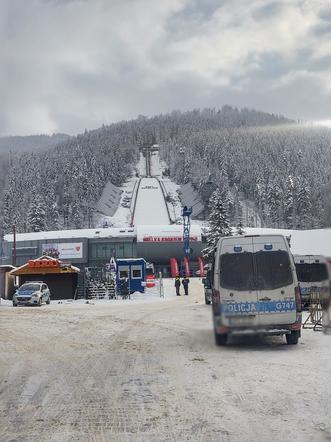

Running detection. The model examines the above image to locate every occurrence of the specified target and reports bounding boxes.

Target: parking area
[0,279,330,441]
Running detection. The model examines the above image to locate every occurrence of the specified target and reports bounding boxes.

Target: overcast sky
[1,0,331,136]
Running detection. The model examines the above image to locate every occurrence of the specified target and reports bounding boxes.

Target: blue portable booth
[116,258,146,293]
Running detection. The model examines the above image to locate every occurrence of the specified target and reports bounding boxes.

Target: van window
[220,253,254,291]
[295,263,328,282]
[255,251,293,290]
[219,250,293,291]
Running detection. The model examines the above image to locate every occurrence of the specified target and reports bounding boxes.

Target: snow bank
[0,298,13,307]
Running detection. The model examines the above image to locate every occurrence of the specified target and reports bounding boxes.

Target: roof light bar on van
[233,245,242,252]
[264,244,273,250]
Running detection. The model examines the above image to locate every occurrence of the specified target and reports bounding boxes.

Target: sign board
[42,243,83,259]
[136,225,202,243]
[142,236,198,243]
[29,259,59,269]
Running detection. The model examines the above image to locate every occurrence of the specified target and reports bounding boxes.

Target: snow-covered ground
[150,150,163,177]
[0,279,178,308]
[1,278,330,442]
[137,151,146,176]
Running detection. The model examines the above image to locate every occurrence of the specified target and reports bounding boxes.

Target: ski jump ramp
[132,177,171,225]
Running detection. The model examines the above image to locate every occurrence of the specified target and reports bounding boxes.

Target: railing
[130,178,141,226]
[157,178,172,224]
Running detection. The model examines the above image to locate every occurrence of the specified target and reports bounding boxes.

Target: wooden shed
[0,265,16,300]
[10,256,80,300]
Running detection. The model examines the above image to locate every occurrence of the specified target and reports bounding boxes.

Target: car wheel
[286,331,299,345]
[38,298,42,307]
[46,297,50,305]
[205,297,211,305]
[215,331,228,346]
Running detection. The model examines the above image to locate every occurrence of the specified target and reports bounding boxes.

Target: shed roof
[10,256,80,276]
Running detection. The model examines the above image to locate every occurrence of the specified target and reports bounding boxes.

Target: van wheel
[286,331,299,345]
[215,332,228,346]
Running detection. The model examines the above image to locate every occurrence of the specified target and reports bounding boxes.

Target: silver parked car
[13,282,51,307]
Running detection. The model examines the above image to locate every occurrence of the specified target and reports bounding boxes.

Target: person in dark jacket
[175,276,181,296]
[182,277,190,295]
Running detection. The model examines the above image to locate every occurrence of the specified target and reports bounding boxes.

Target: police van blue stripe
[221,300,296,315]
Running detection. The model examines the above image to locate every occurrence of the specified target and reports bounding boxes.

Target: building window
[132,269,141,279]
[119,270,128,278]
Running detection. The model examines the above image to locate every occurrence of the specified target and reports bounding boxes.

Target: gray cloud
[1,0,331,136]
[318,7,331,22]
[252,2,284,20]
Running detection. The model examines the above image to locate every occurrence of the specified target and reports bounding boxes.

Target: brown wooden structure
[0,265,16,300]
[10,256,80,300]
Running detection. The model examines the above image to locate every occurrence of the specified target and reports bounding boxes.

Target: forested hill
[160,124,331,229]
[0,107,289,234]
[1,126,139,234]
[1,106,330,234]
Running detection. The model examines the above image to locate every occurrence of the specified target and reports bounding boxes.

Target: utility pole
[12,224,16,267]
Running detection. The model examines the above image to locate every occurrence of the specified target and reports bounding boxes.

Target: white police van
[211,235,301,345]
[294,255,331,309]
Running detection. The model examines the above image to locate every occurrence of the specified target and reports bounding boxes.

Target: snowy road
[1,280,331,442]
[133,177,170,225]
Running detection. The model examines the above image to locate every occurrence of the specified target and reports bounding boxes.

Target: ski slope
[133,177,170,225]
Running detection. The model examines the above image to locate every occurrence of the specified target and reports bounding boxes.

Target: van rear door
[253,236,297,326]
[219,236,259,328]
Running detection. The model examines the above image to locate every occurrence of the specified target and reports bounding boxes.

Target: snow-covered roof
[10,255,80,274]
[4,224,204,243]
[179,183,204,217]
[4,227,137,242]
[5,224,331,257]
[96,181,122,217]
[243,227,331,257]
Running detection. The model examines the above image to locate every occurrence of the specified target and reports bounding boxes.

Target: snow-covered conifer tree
[27,198,46,232]
[203,189,232,261]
